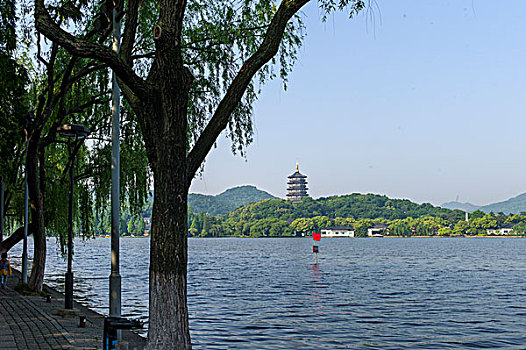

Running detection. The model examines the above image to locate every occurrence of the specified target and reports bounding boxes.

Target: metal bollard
[78,315,86,328]
[103,317,142,350]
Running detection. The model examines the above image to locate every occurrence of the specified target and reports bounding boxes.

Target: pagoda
[286,163,309,203]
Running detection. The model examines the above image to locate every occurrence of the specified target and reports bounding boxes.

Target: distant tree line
[90,185,275,237]
[90,194,526,238]
[92,198,152,237]
[186,195,526,238]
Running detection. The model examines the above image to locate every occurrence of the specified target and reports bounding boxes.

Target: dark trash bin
[103,316,143,350]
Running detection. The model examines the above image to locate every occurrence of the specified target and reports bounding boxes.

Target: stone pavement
[0,272,146,349]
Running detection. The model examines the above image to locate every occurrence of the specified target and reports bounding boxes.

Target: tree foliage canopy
[31,0,366,347]
[0,0,29,230]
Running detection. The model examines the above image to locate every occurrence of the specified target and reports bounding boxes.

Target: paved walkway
[0,272,146,349]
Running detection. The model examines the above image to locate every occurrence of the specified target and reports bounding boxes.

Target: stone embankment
[0,270,146,349]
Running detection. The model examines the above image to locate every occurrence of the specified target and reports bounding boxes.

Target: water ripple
[9,237,526,348]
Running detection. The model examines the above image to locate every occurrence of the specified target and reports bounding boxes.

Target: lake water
[9,237,526,349]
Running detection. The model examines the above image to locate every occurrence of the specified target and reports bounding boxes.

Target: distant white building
[321,226,354,237]
[487,223,514,235]
[368,224,389,237]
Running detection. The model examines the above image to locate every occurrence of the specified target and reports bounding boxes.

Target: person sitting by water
[0,252,12,289]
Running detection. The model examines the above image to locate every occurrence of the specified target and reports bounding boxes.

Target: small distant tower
[287,162,309,203]
[465,211,469,223]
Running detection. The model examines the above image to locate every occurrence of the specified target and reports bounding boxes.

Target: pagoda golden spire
[296,162,299,172]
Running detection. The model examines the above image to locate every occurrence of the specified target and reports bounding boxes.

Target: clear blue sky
[189,0,526,206]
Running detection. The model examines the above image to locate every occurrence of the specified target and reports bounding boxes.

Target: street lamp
[57,123,90,310]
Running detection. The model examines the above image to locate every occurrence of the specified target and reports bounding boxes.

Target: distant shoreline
[91,235,526,239]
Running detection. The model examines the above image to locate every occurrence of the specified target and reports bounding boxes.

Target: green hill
[441,192,526,215]
[188,185,277,216]
[227,193,464,222]
[480,193,526,214]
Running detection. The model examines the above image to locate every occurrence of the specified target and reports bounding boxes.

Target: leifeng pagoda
[286,163,309,203]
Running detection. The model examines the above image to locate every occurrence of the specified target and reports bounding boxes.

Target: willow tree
[0,49,150,291]
[35,0,365,348]
[0,0,29,236]
[0,0,149,293]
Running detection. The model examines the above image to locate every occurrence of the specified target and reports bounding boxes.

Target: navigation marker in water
[312,231,321,263]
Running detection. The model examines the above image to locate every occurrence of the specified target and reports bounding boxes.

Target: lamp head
[57,124,91,139]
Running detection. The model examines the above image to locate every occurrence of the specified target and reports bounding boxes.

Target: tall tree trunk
[26,135,46,292]
[0,137,46,289]
[139,24,193,343]
[147,153,191,349]
[144,53,192,347]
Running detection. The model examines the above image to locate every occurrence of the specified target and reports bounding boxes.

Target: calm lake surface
[9,237,526,349]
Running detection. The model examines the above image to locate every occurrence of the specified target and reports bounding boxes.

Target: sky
[189,0,526,207]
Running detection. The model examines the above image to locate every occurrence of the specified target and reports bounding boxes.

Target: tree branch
[65,96,110,116]
[34,0,152,100]
[42,59,106,148]
[121,0,139,65]
[0,223,36,254]
[186,0,309,182]
[59,140,86,183]
[67,62,108,87]
[36,34,50,67]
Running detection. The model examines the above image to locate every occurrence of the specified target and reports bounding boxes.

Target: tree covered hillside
[188,185,277,216]
[188,193,468,237]
[480,193,526,214]
[441,192,526,214]
[228,194,463,222]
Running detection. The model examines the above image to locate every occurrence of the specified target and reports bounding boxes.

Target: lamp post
[57,123,90,310]
[110,1,122,321]
[93,0,123,322]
